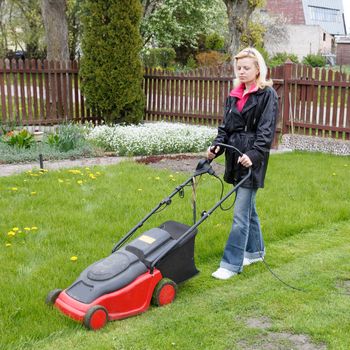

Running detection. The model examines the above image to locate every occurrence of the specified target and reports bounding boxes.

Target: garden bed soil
[136,153,225,174]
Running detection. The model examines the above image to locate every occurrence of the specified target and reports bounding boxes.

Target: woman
[208,47,278,280]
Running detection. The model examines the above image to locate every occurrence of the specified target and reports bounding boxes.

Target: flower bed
[87,122,217,156]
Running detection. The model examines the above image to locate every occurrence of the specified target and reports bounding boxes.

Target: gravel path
[0,156,126,177]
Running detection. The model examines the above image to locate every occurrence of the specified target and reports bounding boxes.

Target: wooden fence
[144,63,350,140]
[0,59,101,126]
[1,58,350,141]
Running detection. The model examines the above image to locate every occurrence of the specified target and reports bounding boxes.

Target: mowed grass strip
[0,151,349,350]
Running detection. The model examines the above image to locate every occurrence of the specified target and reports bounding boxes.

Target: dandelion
[12,227,19,231]
[332,173,336,176]
[70,256,78,261]
[68,169,82,175]
[89,174,96,179]
[77,180,83,185]
[11,187,18,191]
[31,227,38,230]
[24,227,31,231]
[6,243,11,247]
[155,176,160,180]
[138,188,143,191]
[169,174,174,178]
[8,231,16,236]
[58,179,64,183]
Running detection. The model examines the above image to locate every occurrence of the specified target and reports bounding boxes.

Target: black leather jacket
[212,86,278,188]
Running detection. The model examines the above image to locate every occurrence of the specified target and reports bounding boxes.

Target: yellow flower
[24,227,31,231]
[12,227,19,231]
[70,256,78,261]
[31,226,38,230]
[89,174,96,179]
[11,187,18,191]
[332,173,336,176]
[6,243,11,247]
[169,174,174,178]
[138,188,143,191]
[68,169,82,175]
[7,231,16,236]
[155,177,160,180]
[31,192,37,195]
[77,180,83,185]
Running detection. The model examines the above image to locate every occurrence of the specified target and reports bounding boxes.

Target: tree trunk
[41,0,69,61]
[223,0,255,61]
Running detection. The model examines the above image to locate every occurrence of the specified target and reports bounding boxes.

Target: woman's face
[236,57,259,86]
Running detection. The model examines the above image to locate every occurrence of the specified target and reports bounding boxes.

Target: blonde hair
[233,47,273,89]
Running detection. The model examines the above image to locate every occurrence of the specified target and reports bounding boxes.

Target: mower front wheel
[45,288,62,306]
[83,305,109,331]
[152,278,177,307]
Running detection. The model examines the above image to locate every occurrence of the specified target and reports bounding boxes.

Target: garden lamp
[34,129,44,169]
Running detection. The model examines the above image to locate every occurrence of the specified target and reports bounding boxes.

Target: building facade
[264,0,347,62]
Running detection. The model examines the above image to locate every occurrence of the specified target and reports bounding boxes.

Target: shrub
[195,51,229,67]
[205,33,225,51]
[269,52,299,67]
[302,53,326,67]
[80,0,144,124]
[142,47,176,68]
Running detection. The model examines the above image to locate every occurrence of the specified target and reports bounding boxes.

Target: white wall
[265,24,334,60]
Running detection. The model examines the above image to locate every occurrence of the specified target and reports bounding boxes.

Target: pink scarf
[229,83,258,112]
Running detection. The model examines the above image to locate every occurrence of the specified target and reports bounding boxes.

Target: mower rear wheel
[45,289,62,306]
[83,305,108,330]
[152,278,177,307]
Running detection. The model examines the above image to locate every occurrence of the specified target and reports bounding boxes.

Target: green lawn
[0,151,349,350]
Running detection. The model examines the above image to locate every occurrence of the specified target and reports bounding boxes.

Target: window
[309,6,340,23]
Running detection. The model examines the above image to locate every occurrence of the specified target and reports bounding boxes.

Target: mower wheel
[152,278,177,307]
[45,289,62,306]
[83,305,108,331]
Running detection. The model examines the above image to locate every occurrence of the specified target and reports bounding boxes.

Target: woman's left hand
[238,154,252,167]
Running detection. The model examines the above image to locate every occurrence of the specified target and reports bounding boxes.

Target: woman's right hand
[207,145,220,160]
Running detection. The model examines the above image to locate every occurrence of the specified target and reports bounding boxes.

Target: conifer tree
[80,0,144,123]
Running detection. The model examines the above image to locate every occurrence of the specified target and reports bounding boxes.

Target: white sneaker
[211,267,237,280]
[243,257,263,266]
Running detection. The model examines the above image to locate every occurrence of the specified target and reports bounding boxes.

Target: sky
[343,0,350,32]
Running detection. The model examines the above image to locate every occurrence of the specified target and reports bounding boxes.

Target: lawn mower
[46,144,251,330]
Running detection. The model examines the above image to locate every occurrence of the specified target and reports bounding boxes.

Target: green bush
[46,124,87,152]
[269,52,299,67]
[80,0,145,124]
[205,33,225,51]
[142,47,176,68]
[1,129,35,149]
[302,53,326,67]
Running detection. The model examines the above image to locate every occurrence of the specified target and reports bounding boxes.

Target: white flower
[87,122,216,156]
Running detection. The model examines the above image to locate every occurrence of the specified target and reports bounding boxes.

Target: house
[336,36,350,65]
[263,0,347,63]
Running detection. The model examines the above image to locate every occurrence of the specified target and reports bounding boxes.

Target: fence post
[282,59,293,135]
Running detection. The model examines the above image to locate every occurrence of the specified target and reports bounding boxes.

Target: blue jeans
[220,187,265,273]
